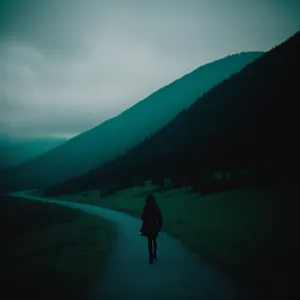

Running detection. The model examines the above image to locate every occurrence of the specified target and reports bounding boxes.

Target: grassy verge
[1,195,115,300]
[51,184,300,295]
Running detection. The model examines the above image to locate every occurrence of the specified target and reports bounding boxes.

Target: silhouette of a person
[140,194,163,264]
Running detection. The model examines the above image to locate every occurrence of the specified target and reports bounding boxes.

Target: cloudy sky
[1,0,299,138]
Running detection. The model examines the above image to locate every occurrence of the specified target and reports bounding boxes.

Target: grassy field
[0,195,115,300]
[52,183,300,295]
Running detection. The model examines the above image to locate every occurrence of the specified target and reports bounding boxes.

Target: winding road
[9,191,256,300]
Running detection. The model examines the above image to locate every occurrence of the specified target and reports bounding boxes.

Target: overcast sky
[1,0,299,138]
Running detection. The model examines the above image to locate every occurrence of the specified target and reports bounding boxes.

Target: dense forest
[44,31,300,197]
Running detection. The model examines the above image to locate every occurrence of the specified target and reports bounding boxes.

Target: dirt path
[9,191,256,300]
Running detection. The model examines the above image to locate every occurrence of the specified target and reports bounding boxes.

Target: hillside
[0,134,34,148]
[0,52,262,192]
[0,137,67,170]
[44,31,300,196]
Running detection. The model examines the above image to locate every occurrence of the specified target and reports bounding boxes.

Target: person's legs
[147,237,153,264]
[147,237,153,254]
[153,238,157,259]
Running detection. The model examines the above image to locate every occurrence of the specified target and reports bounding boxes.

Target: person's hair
[145,194,160,211]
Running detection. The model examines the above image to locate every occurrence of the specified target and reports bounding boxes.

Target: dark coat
[140,205,162,238]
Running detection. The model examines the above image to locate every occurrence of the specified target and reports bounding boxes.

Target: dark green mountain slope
[45,31,299,196]
[1,52,262,192]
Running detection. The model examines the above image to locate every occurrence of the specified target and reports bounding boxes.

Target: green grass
[52,184,300,293]
[1,195,115,300]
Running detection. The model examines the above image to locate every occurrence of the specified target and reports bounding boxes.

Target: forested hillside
[1,52,262,192]
[43,31,300,197]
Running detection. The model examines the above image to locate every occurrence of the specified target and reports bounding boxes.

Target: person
[140,194,163,264]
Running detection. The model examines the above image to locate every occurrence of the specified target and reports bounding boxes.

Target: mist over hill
[0,137,67,170]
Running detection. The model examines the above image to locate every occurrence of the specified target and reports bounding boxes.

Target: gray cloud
[1,0,300,138]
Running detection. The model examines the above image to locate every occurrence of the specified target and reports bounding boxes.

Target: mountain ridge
[1,51,263,192]
[43,31,300,195]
